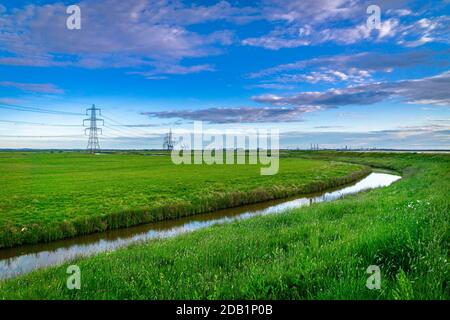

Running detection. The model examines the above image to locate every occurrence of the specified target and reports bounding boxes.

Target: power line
[0,103,163,148]
[0,119,82,127]
[101,114,153,136]
[0,102,154,134]
[0,135,84,138]
[103,124,149,138]
[0,103,83,116]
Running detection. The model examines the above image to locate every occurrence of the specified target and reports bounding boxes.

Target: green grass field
[0,151,368,248]
[0,151,448,299]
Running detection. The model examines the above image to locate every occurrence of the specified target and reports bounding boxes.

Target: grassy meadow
[0,151,368,248]
[0,151,448,299]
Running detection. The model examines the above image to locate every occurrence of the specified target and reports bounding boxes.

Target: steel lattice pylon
[84,104,104,154]
[163,128,174,151]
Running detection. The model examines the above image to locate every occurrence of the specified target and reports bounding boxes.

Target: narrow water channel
[0,172,400,280]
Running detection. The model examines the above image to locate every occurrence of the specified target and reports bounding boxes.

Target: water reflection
[0,172,400,280]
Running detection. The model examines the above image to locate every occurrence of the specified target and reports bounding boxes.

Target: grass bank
[0,152,368,247]
[0,152,448,299]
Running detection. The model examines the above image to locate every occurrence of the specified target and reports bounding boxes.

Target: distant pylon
[83,104,104,154]
[163,128,174,151]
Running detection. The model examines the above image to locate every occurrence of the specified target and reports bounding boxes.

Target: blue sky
[0,0,449,149]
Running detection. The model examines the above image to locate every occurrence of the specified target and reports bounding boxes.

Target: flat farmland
[0,152,368,247]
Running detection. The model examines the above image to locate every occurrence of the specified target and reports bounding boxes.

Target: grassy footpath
[0,152,368,247]
[0,152,448,299]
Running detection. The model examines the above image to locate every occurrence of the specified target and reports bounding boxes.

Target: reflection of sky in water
[0,173,400,280]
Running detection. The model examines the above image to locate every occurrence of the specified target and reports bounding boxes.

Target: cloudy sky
[0,0,449,149]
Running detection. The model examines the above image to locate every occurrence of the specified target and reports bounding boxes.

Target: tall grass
[0,152,448,299]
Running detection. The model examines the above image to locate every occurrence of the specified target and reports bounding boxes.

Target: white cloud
[129,64,215,78]
[0,1,242,76]
[241,1,450,49]
[377,18,399,39]
[0,81,64,94]
[253,71,450,108]
[248,51,445,87]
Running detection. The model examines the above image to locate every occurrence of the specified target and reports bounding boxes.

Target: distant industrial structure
[84,105,104,153]
[163,128,174,151]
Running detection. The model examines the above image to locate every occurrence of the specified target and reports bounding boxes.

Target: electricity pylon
[163,128,174,151]
[84,104,104,154]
